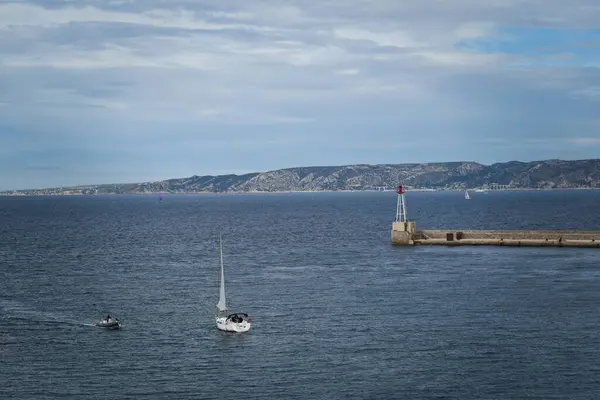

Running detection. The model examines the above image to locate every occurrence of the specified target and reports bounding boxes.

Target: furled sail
[216,233,227,312]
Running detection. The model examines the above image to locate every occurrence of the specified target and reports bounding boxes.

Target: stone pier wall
[417,230,600,241]
[392,224,600,247]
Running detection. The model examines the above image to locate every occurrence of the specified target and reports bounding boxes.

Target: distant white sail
[216,233,227,312]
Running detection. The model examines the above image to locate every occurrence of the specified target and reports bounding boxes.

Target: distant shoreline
[3,159,599,195]
[1,187,599,197]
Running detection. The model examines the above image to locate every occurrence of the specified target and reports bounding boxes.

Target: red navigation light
[397,185,404,194]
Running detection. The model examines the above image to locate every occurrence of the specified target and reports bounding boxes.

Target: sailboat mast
[217,233,227,312]
[220,233,224,276]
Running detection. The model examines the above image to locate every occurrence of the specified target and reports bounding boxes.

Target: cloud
[333,28,423,49]
[570,86,600,100]
[334,68,359,75]
[0,0,600,189]
[0,3,272,32]
[569,138,600,144]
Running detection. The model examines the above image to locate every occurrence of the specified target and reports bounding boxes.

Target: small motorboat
[96,316,122,329]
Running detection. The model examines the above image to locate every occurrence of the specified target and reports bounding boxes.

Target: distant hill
[4,159,600,195]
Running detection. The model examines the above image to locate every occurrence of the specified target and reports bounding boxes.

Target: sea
[1,190,599,399]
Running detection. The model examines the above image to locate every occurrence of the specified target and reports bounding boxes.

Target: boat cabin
[226,313,248,323]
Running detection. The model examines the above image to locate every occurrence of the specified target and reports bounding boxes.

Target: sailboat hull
[216,317,251,332]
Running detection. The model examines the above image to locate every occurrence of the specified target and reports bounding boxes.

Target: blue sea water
[1,190,600,399]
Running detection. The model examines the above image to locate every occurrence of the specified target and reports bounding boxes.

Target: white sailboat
[465,190,471,200]
[215,233,252,333]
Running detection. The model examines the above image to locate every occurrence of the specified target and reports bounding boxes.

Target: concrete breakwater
[390,184,600,248]
[391,222,600,248]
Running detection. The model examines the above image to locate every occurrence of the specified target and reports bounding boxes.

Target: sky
[1,0,600,190]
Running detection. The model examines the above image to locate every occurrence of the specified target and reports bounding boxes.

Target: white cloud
[333,28,422,48]
[413,50,508,67]
[570,86,600,100]
[335,69,359,75]
[0,1,595,74]
[0,3,273,32]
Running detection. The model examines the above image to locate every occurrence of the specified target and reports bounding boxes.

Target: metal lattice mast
[395,184,407,223]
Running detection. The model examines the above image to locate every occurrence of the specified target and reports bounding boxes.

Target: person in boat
[106,314,111,322]
[230,314,241,323]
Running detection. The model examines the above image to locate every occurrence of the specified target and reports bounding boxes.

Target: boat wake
[6,315,99,328]
[1,299,102,328]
